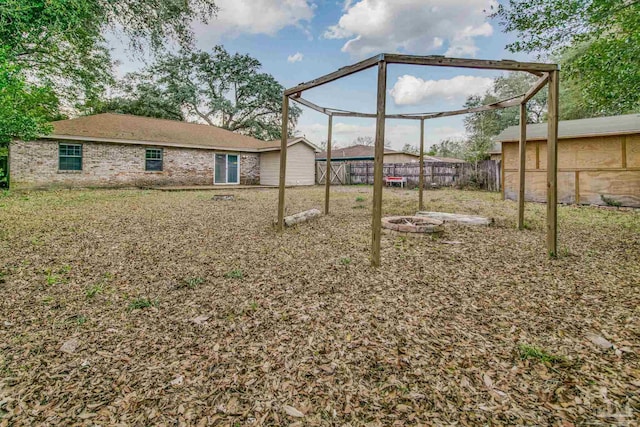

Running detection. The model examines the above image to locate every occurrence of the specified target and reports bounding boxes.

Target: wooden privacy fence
[316,160,501,191]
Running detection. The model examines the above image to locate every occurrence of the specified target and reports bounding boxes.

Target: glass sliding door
[227,155,239,184]
[214,154,240,184]
[215,154,227,184]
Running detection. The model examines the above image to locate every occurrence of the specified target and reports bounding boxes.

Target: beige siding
[501,133,640,207]
[383,153,418,163]
[260,142,316,186]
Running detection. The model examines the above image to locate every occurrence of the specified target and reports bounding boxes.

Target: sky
[109,0,535,151]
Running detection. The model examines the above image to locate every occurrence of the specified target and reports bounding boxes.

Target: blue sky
[110,0,535,150]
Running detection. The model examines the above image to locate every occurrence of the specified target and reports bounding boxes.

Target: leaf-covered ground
[1,187,639,426]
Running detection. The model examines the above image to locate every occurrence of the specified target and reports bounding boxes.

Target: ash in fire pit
[381,216,444,234]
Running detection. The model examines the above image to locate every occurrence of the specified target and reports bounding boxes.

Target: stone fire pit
[381,216,444,234]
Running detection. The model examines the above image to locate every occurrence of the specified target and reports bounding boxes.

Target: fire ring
[381,216,444,234]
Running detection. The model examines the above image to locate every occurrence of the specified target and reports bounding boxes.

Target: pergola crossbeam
[522,73,550,103]
[284,55,380,96]
[422,94,524,120]
[384,54,555,74]
[293,92,529,122]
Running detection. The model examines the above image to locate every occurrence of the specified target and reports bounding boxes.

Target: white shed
[260,138,318,186]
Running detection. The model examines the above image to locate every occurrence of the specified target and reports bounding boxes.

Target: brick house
[8,113,318,190]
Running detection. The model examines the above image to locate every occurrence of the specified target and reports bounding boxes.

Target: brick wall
[240,154,260,185]
[10,139,261,189]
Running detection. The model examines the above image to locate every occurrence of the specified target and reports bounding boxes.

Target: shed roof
[495,113,640,142]
[44,113,318,152]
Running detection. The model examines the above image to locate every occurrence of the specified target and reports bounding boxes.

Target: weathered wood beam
[546,70,559,256]
[284,55,381,96]
[518,103,527,230]
[324,115,333,215]
[277,96,289,231]
[331,111,422,120]
[522,73,549,103]
[384,54,557,73]
[422,95,523,120]
[371,60,387,267]
[290,96,330,115]
[419,119,425,211]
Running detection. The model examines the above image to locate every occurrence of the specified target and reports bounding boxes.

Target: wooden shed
[497,114,640,207]
[260,137,319,186]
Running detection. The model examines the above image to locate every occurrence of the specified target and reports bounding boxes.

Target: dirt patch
[0,187,639,425]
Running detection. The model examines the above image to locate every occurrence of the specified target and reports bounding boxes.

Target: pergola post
[324,114,333,214]
[419,118,425,211]
[546,70,559,256]
[277,95,289,231]
[371,59,387,267]
[518,102,527,230]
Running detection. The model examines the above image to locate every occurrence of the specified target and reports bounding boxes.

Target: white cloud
[390,74,494,106]
[287,52,304,63]
[196,0,315,38]
[324,0,496,58]
[296,121,465,151]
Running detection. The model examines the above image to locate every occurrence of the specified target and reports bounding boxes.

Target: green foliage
[430,138,466,160]
[0,0,218,142]
[0,50,58,145]
[84,74,185,121]
[224,269,243,279]
[123,46,301,140]
[339,257,351,265]
[462,73,548,163]
[44,265,71,286]
[518,344,563,363]
[85,284,104,298]
[601,195,622,207]
[355,196,365,202]
[180,277,204,289]
[432,73,548,162]
[128,298,157,311]
[491,0,640,116]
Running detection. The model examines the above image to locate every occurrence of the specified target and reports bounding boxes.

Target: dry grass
[0,186,639,425]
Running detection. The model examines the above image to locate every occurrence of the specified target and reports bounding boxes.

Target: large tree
[0,0,218,144]
[136,46,301,140]
[490,0,640,116]
[462,72,547,162]
[86,74,185,121]
[0,49,61,145]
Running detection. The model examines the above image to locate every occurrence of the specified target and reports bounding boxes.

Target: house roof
[316,144,463,162]
[316,144,417,160]
[495,113,640,142]
[44,113,318,152]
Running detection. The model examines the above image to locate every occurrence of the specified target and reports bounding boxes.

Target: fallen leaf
[192,315,210,325]
[283,405,305,418]
[60,338,80,354]
[586,332,614,350]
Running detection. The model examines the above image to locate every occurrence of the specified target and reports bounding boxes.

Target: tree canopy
[491,0,640,116]
[0,0,218,145]
[115,46,301,140]
[86,75,185,122]
[0,49,61,145]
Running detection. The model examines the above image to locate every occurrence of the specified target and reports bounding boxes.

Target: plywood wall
[502,133,640,207]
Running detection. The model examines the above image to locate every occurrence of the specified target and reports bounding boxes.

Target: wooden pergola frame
[277,53,560,266]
